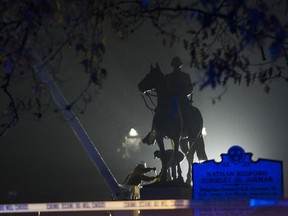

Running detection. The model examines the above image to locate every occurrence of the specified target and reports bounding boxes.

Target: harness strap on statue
[173,96,186,131]
[173,96,179,118]
[173,96,184,144]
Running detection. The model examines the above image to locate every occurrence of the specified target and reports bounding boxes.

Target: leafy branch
[1,0,288,135]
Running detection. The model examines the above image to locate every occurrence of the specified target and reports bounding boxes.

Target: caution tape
[0,199,190,213]
[1,199,287,213]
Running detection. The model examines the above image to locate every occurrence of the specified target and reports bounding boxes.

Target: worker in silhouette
[123,161,157,186]
[154,149,184,181]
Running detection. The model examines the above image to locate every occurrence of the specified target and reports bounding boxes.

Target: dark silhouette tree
[1,0,288,135]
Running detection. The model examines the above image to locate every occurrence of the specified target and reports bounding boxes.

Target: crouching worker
[124,161,158,186]
[123,161,158,199]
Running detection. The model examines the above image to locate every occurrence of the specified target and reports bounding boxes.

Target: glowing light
[129,128,138,137]
[119,128,141,158]
[250,199,288,207]
[202,127,207,136]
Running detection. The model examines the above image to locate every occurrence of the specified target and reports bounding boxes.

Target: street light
[121,128,141,158]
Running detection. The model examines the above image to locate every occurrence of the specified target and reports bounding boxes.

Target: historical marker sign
[192,146,283,199]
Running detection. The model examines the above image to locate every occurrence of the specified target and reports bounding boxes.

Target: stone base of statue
[140,180,192,200]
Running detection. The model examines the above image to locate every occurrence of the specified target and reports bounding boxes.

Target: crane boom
[33,51,126,199]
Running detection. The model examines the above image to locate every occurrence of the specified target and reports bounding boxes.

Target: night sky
[0,22,287,203]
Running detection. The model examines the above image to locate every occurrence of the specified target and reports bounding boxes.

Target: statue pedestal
[140,181,192,200]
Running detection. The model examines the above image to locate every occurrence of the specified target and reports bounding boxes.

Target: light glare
[129,128,138,137]
[202,127,207,136]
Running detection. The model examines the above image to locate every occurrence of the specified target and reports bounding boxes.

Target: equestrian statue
[138,57,208,184]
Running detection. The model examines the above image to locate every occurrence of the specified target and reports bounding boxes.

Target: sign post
[193,145,283,200]
[192,145,283,216]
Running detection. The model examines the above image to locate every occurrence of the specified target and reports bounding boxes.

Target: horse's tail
[189,105,203,139]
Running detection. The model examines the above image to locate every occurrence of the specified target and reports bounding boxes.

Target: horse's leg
[173,139,183,182]
[186,139,196,184]
[180,138,189,155]
[167,168,172,181]
[169,139,177,180]
[180,139,190,182]
[156,136,167,182]
[195,136,208,162]
[171,162,177,180]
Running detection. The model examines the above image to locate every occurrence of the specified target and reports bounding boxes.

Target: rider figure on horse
[142,56,193,145]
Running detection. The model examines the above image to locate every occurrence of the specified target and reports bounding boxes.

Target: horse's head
[138,63,164,93]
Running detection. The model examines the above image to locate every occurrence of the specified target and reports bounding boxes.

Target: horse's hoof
[186,183,192,188]
[185,180,192,187]
[177,176,184,184]
[159,175,168,183]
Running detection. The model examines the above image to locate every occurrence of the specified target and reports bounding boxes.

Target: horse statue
[138,63,207,184]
